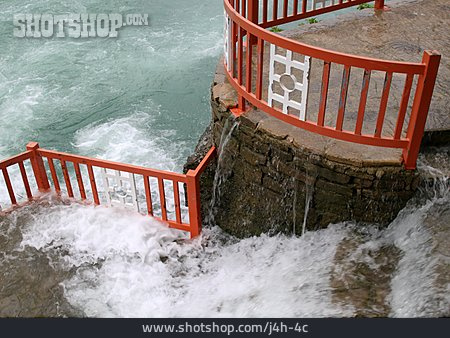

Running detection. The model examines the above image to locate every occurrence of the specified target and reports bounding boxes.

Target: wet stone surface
[0,204,83,317]
[330,231,402,317]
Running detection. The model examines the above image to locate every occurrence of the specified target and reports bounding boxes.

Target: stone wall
[185,63,420,238]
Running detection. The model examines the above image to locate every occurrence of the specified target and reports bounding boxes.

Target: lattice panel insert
[312,0,342,10]
[268,44,311,121]
[101,169,139,212]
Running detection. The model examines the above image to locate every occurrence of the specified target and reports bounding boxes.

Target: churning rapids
[0,148,448,317]
[0,1,449,318]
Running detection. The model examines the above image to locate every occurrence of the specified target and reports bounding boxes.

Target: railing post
[186,169,202,238]
[237,95,246,113]
[403,51,441,170]
[374,0,385,10]
[26,142,50,192]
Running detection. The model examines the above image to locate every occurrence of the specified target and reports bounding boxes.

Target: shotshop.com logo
[13,14,149,38]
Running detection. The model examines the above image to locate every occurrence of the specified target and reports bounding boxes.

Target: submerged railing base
[0,143,216,238]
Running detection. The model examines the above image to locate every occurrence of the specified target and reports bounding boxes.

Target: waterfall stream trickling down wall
[208,118,240,227]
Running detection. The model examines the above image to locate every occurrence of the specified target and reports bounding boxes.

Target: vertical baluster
[245,30,253,93]
[355,69,371,135]
[18,162,32,200]
[273,0,279,20]
[87,165,100,205]
[263,0,268,23]
[74,163,86,200]
[2,167,17,205]
[233,0,239,60]
[318,61,331,126]
[47,158,61,193]
[158,177,167,221]
[283,0,288,18]
[256,38,264,100]
[231,19,236,77]
[173,180,182,224]
[375,72,393,137]
[302,0,307,13]
[247,0,258,43]
[60,160,74,198]
[394,73,414,140]
[293,0,299,16]
[238,26,244,85]
[143,175,153,216]
[336,65,351,131]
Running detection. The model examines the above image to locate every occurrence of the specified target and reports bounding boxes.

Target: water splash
[302,164,317,236]
[292,177,298,235]
[302,184,314,236]
[0,147,444,317]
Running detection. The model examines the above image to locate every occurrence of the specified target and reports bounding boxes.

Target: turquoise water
[0,0,379,166]
[0,0,223,170]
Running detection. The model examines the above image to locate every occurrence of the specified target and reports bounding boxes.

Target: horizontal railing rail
[223,0,441,169]
[255,0,384,28]
[0,142,216,238]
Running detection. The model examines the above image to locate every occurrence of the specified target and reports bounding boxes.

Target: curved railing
[223,0,441,169]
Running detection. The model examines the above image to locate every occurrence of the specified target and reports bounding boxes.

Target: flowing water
[207,118,240,226]
[0,0,449,318]
[1,152,448,317]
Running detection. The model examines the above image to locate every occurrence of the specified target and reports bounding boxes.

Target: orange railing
[224,0,441,169]
[0,142,216,238]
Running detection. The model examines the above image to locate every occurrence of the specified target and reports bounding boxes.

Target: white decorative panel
[101,169,139,212]
[312,0,339,10]
[268,44,311,121]
[224,11,232,71]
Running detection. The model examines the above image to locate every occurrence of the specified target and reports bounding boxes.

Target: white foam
[72,112,187,221]
[19,200,353,317]
[14,168,449,318]
[0,83,42,157]
[387,188,449,317]
[74,112,181,172]
[20,201,183,268]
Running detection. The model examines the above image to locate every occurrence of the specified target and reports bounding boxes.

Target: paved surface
[225,0,448,166]
[248,0,448,138]
[281,0,449,134]
[217,62,405,165]
[235,0,448,163]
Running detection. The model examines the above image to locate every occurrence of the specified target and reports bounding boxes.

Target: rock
[0,208,84,317]
[330,234,402,317]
